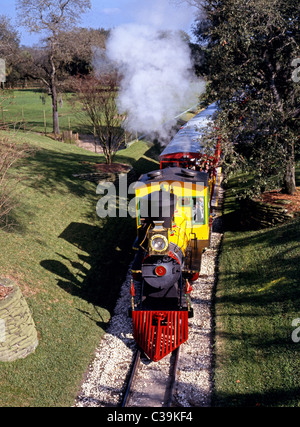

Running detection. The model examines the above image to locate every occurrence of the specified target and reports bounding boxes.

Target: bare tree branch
[72,74,126,164]
[16,0,91,136]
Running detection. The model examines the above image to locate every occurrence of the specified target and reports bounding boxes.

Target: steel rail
[166,347,180,407]
[121,349,141,407]
[121,347,180,408]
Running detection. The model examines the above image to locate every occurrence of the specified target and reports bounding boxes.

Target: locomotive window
[192,197,205,225]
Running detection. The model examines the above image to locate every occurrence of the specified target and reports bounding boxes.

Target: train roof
[160,102,218,158]
[136,167,209,187]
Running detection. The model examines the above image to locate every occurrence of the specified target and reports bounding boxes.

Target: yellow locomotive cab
[132,167,211,281]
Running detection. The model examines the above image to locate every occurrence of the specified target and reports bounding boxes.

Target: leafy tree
[194,0,300,195]
[16,0,91,137]
[14,27,109,94]
[0,15,21,88]
[61,28,110,77]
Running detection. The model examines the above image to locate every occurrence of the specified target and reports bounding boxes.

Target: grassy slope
[0,131,159,407]
[214,172,300,407]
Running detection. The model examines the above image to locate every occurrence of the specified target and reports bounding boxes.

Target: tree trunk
[283,159,296,195]
[282,141,296,195]
[106,152,112,165]
[49,44,60,138]
[51,84,60,138]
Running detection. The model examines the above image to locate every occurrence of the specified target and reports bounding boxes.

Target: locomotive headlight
[150,234,168,253]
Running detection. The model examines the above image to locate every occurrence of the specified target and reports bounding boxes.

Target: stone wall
[0,278,38,362]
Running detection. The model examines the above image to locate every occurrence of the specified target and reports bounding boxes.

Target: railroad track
[121,347,180,407]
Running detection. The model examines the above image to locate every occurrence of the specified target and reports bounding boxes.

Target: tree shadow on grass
[40,217,136,313]
[214,217,300,406]
[20,147,103,197]
[20,138,161,199]
[217,218,300,308]
[213,386,300,407]
[37,139,162,319]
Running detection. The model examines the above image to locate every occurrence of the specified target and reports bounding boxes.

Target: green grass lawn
[214,170,300,407]
[0,130,159,407]
[1,89,88,134]
[1,89,200,138]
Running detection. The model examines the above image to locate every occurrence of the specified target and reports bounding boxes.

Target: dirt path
[76,135,103,154]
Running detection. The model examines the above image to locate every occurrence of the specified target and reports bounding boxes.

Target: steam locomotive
[129,103,221,361]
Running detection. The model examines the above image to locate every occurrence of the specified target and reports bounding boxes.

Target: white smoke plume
[94,0,205,141]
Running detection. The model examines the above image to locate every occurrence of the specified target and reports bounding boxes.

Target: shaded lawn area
[214,169,300,407]
[0,131,159,407]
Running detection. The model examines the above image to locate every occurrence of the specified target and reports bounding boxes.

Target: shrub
[0,135,32,228]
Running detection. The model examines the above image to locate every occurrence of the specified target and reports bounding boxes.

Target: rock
[0,278,38,362]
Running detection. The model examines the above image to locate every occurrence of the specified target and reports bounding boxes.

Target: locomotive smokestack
[152,221,165,231]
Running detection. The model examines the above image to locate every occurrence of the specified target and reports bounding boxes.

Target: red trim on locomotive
[167,250,180,264]
[132,310,188,362]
